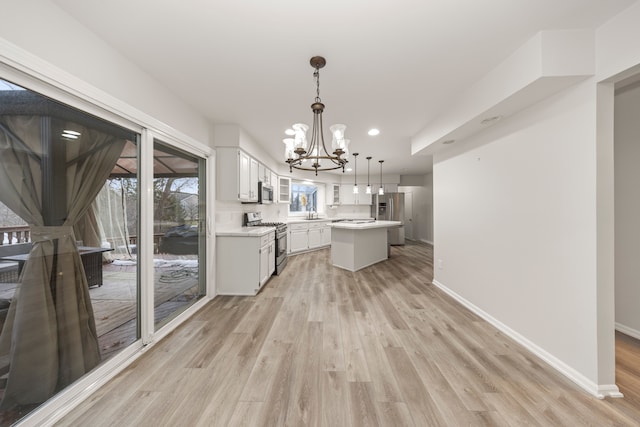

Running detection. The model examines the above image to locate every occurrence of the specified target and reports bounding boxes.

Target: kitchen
[213,129,433,295]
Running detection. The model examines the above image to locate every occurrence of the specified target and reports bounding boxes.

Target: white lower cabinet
[217,231,275,295]
[259,238,275,284]
[308,225,323,249]
[288,221,332,254]
[290,225,309,253]
[321,224,331,246]
[268,239,276,276]
[259,239,270,285]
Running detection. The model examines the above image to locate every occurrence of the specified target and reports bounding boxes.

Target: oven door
[276,230,287,260]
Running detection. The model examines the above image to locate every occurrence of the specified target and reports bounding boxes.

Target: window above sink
[289,180,326,217]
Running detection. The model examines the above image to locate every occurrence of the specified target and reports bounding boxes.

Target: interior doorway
[613,71,640,409]
[404,191,414,240]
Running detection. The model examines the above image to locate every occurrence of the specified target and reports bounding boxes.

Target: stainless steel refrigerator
[372,192,405,245]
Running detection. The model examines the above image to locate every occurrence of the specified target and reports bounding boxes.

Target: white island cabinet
[216,227,275,295]
[329,220,402,272]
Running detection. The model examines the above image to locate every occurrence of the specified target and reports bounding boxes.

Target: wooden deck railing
[0,226,31,245]
[0,226,165,253]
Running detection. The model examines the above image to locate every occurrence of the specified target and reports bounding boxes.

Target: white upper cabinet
[278,176,291,204]
[358,186,372,205]
[239,150,252,200]
[326,183,341,206]
[339,184,371,205]
[216,147,259,202]
[258,163,272,185]
[248,157,259,202]
[340,184,355,205]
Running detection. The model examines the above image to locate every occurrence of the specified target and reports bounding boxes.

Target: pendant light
[353,153,359,194]
[378,160,385,195]
[366,156,372,194]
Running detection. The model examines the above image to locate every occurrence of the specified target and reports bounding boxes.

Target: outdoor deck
[0,254,201,361]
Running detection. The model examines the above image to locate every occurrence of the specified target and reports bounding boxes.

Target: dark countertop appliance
[258,181,273,204]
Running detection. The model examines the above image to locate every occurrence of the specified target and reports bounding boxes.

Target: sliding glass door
[0,78,140,423]
[0,75,210,425]
[152,140,206,327]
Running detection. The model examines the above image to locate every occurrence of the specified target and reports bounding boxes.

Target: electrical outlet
[438,259,443,270]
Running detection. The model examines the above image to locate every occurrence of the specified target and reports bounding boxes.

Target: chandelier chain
[314,68,321,102]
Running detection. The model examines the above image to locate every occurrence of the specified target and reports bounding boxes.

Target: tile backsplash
[215,201,372,228]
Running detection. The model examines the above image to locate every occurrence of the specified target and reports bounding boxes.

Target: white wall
[0,0,210,144]
[614,82,640,339]
[433,79,601,388]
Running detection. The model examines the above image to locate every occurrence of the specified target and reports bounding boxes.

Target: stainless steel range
[244,212,288,275]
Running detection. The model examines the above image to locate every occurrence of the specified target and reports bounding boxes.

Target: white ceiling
[53,0,635,176]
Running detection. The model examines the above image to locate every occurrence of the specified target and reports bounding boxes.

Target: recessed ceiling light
[345,167,353,172]
[442,139,455,145]
[480,115,502,125]
[62,129,81,139]
[285,128,295,136]
[368,128,380,136]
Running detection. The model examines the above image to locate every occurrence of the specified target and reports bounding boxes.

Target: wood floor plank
[55,242,640,426]
[284,321,323,426]
[384,345,447,426]
[321,371,351,427]
[239,340,291,402]
[339,302,372,382]
[375,401,415,427]
[348,381,382,427]
[225,401,264,427]
[394,329,480,426]
[321,301,346,372]
[360,334,404,402]
[253,339,296,426]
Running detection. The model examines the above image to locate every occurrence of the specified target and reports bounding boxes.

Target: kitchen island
[329,220,402,272]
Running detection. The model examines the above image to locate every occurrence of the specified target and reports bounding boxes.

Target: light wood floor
[57,242,640,426]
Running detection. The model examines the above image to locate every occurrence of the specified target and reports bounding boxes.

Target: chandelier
[284,56,349,175]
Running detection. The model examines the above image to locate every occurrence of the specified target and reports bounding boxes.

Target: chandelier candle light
[284,56,350,175]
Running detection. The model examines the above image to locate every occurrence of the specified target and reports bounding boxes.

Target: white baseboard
[419,239,434,245]
[615,322,640,340]
[432,280,622,399]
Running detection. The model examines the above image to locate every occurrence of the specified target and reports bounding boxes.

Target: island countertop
[329,220,402,230]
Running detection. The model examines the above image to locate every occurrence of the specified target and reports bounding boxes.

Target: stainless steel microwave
[258,181,273,204]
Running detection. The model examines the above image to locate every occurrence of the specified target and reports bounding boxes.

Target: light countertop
[216,226,275,237]
[286,217,374,224]
[329,220,402,230]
